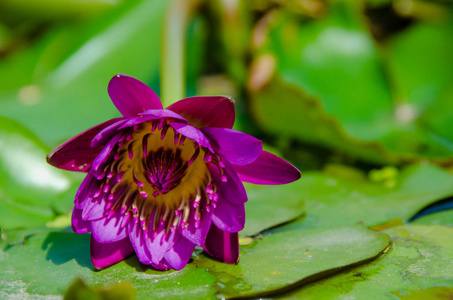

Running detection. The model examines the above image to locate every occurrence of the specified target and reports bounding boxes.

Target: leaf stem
[160,0,202,107]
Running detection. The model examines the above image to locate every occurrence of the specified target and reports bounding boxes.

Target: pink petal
[71,208,91,234]
[46,118,122,172]
[170,122,212,149]
[91,119,128,148]
[208,158,247,205]
[203,224,239,264]
[74,171,97,209]
[128,222,153,265]
[211,198,245,233]
[234,151,301,185]
[90,235,134,270]
[117,109,187,130]
[179,196,213,245]
[91,132,122,177]
[81,196,106,221]
[144,213,180,266]
[108,74,163,118]
[202,128,262,166]
[151,258,171,271]
[163,236,196,270]
[90,209,128,243]
[167,96,235,128]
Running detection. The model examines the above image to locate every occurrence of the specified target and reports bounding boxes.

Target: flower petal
[208,158,247,205]
[71,208,91,234]
[234,151,301,185]
[108,74,163,117]
[128,222,153,264]
[202,128,262,166]
[91,133,122,177]
[81,196,106,221]
[170,122,212,149]
[145,213,180,266]
[90,235,134,270]
[74,171,97,209]
[90,209,128,243]
[163,236,196,270]
[46,118,122,172]
[117,109,187,130]
[203,224,239,264]
[151,259,171,271]
[211,198,245,233]
[91,119,128,148]
[179,196,212,245]
[167,96,235,128]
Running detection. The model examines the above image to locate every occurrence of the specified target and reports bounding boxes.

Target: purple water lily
[47,74,300,271]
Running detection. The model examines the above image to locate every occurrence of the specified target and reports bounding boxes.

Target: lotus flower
[47,74,300,271]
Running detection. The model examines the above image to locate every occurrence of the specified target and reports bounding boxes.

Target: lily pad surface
[0,226,388,299]
[241,182,305,237]
[280,225,453,299]
[194,225,390,298]
[271,164,453,232]
[0,232,217,300]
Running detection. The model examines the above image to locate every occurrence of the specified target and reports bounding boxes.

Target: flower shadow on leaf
[41,232,93,270]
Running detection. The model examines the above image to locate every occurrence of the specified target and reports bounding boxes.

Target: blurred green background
[1,0,453,299]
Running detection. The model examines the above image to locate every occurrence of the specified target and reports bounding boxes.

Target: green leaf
[279,225,453,299]
[271,164,453,232]
[194,225,390,298]
[241,182,305,237]
[411,210,453,227]
[0,116,70,229]
[0,0,175,147]
[64,277,136,300]
[385,21,453,110]
[0,232,216,299]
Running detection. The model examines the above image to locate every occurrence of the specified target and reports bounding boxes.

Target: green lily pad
[0,232,216,299]
[411,210,453,227]
[64,277,136,300]
[194,225,390,298]
[0,116,70,230]
[279,225,453,299]
[271,164,453,232]
[241,182,305,237]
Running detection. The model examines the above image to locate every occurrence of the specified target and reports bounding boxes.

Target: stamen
[174,132,180,145]
[120,212,131,228]
[188,147,200,166]
[158,119,165,131]
[151,120,158,132]
[107,209,115,219]
[142,134,150,158]
[126,130,133,142]
[204,152,212,162]
[179,135,186,145]
[127,142,134,159]
[193,189,201,208]
[133,171,144,187]
[160,124,169,140]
